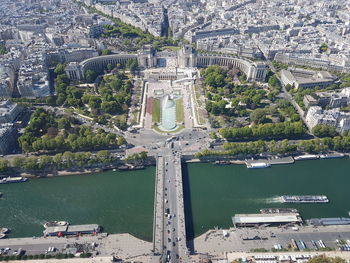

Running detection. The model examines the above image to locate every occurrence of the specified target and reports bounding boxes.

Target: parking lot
[193,225,350,256]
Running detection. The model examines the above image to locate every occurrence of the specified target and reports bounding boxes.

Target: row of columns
[158,75,177,80]
[254,69,266,81]
[197,56,251,78]
[67,70,78,80]
[83,57,134,72]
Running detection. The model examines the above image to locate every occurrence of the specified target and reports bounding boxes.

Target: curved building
[66,45,268,82]
[66,54,137,80]
[177,45,267,82]
[196,54,267,82]
[66,46,156,81]
[80,54,137,73]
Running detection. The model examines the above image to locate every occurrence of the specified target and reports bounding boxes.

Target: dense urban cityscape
[1,0,350,262]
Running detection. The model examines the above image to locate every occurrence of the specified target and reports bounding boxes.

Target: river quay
[3,225,350,262]
[0,233,152,260]
[193,225,350,257]
[226,251,350,263]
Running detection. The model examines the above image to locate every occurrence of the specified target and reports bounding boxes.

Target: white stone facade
[306,106,350,133]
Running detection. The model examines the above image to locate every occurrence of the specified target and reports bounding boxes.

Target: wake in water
[14,210,46,225]
[260,196,283,203]
[244,196,283,204]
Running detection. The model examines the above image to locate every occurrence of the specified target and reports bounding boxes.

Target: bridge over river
[152,147,190,262]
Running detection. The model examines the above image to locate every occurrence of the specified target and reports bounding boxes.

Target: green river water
[183,159,350,239]
[1,159,350,241]
[0,167,155,241]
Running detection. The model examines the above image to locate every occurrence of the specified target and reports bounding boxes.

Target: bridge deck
[153,152,190,262]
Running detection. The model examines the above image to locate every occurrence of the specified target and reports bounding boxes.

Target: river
[0,167,155,241]
[1,159,350,241]
[183,158,350,239]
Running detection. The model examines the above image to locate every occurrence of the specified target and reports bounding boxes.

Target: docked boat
[319,153,345,159]
[260,208,299,214]
[118,165,130,171]
[0,233,6,239]
[0,176,28,184]
[0,192,2,197]
[294,155,319,161]
[118,165,145,171]
[246,162,270,169]
[213,160,231,165]
[43,221,69,229]
[130,165,145,170]
[281,195,329,203]
[0,228,9,234]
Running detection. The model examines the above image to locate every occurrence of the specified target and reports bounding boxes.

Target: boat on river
[319,153,345,159]
[260,208,299,214]
[213,160,231,165]
[0,233,6,239]
[294,155,319,161]
[246,162,270,169]
[43,221,69,229]
[0,228,9,234]
[281,195,329,203]
[0,177,28,184]
[118,165,145,171]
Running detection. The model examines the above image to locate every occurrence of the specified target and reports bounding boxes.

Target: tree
[12,157,26,168]
[38,155,53,170]
[86,96,102,111]
[268,74,278,87]
[250,109,267,124]
[55,74,69,86]
[107,63,113,71]
[115,118,127,130]
[285,84,292,91]
[204,72,225,88]
[319,43,328,53]
[54,63,65,75]
[96,150,111,163]
[63,151,75,167]
[0,44,7,55]
[23,157,39,170]
[312,124,337,138]
[0,159,9,172]
[84,70,97,83]
[209,132,218,139]
[117,136,126,146]
[57,118,71,130]
[101,49,112,56]
[56,93,66,106]
[101,101,120,114]
[219,122,306,140]
[126,59,138,74]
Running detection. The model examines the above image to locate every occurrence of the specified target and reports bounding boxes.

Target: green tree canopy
[54,63,65,75]
[312,124,338,137]
[84,70,97,83]
[101,49,112,56]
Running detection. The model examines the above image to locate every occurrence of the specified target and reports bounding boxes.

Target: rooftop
[232,213,302,225]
